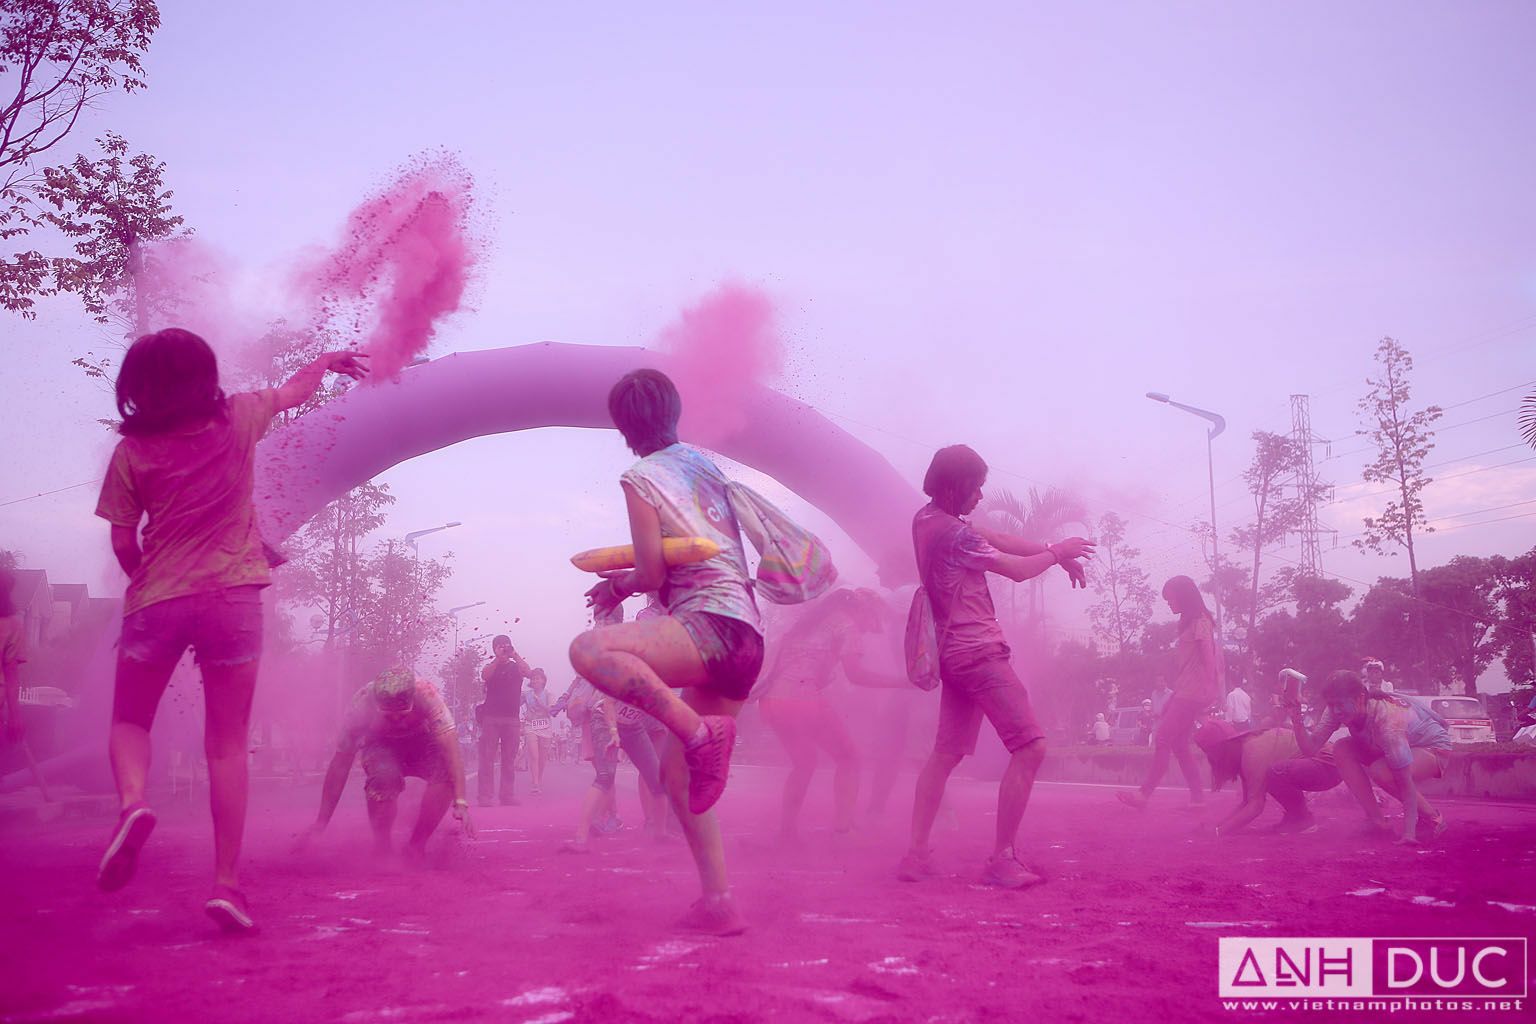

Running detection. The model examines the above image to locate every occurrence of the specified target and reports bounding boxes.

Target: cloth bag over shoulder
[724,481,838,605]
[903,587,941,691]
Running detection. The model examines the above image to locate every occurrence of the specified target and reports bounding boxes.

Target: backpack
[904,587,942,691]
[725,481,838,605]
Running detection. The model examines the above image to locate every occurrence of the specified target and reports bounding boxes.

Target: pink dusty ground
[1,763,1533,1024]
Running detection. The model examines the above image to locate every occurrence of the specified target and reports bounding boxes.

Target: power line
[0,480,95,509]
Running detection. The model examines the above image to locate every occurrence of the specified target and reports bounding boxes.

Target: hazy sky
[3,2,1533,683]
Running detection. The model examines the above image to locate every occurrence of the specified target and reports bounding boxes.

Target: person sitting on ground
[1288,669,1449,845]
[895,443,1093,889]
[1091,713,1111,745]
[300,667,473,862]
[1119,576,1221,811]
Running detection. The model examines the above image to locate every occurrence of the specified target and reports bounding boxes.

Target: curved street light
[1146,392,1227,654]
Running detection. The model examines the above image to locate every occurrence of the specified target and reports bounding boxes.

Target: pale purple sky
[3,2,1533,683]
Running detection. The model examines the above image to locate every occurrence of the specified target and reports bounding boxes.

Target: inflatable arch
[254,342,922,584]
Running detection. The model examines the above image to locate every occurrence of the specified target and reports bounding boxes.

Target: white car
[1404,693,1496,745]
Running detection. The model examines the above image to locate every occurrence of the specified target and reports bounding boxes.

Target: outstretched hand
[325,351,371,381]
[1059,557,1088,589]
[1051,536,1096,562]
[586,577,623,617]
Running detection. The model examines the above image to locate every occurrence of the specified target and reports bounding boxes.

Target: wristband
[1046,544,1059,566]
[453,798,469,808]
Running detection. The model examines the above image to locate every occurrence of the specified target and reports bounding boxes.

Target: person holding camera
[478,634,529,807]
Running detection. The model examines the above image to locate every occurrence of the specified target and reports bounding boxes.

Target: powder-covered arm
[274,351,371,412]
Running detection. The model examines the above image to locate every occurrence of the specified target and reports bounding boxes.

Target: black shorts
[677,611,764,702]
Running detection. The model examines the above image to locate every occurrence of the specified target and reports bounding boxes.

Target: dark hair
[0,568,14,618]
[1205,738,1243,793]
[1322,669,1366,705]
[1162,575,1211,632]
[923,445,988,515]
[493,634,511,649]
[116,328,227,436]
[608,368,681,456]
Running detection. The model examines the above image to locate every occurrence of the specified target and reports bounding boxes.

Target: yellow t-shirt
[95,391,278,615]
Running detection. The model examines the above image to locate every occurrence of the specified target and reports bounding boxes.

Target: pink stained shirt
[912,503,1008,667]
[95,391,279,616]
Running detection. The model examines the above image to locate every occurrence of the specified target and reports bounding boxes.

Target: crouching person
[299,667,473,862]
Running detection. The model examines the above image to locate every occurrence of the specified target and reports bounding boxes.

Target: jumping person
[1119,576,1221,811]
[300,668,473,861]
[1289,670,1450,845]
[478,635,529,806]
[567,368,765,935]
[896,444,1093,889]
[93,327,367,932]
[757,587,891,841]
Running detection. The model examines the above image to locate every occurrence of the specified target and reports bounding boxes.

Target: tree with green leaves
[1087,511,1154,655]
[1231,430,1320,642]
[977,485,1086,630]
[278,481,396,650]
[1354,336,1442,681]
[353,539,452,673]
[1490,551,1536,691]
[1418,556,1501,696]
[2,0,162,318]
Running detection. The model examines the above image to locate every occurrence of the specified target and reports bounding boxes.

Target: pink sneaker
[205,885,256,933]
[677,892,747,936]
[684,716,737,814]
[97,803,156,893]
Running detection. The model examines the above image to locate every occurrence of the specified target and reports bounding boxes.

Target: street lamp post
[1146,392,1227,654]
[446,600,485,652]
[403,522,461,668]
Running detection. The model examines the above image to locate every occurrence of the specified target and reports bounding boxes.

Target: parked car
[1403,693,1496,745]
[1107,706,1149,746]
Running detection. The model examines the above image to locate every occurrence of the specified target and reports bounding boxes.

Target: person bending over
[301,668,473,861]
[1289,669,1449,845]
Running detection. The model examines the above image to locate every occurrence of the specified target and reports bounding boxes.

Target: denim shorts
[119,585,264,669]
[361,733,452,801]
[676,611,764,702]
[114,586,264,729]
[934,646,1045,756]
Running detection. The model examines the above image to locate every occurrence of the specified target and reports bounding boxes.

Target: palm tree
[1521,390,1536,450]
[977,486,1089,632]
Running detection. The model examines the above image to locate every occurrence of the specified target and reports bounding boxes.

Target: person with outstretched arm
[897,444,1093,889]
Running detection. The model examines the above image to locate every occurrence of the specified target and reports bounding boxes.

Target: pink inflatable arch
[254,342,921,583]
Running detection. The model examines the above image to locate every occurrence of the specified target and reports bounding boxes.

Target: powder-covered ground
[1,762,1532,1024]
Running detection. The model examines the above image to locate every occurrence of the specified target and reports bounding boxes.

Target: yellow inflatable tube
[570,536,721,573]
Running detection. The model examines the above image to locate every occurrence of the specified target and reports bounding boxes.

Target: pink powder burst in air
[658,282,785,442]
[304,152,480,379]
